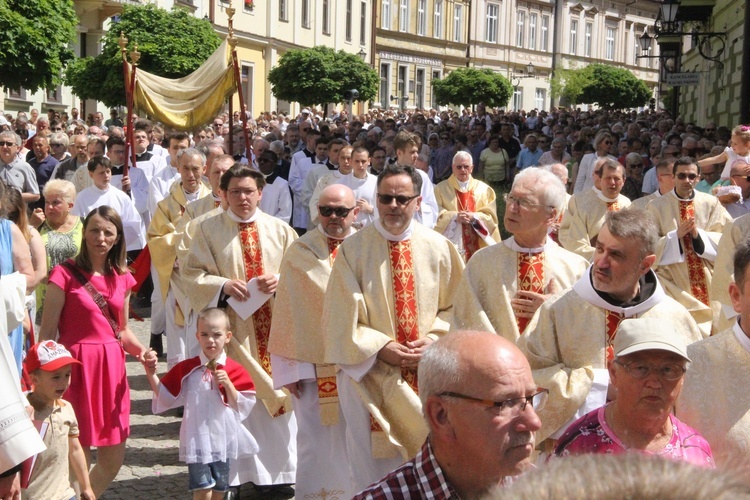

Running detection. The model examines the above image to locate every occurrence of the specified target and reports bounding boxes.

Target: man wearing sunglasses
[555,318,713,467]
[322,164,464,490]
[0,130,40,204]
[355,331,543,498]
[646,157,732,336]
[268,184,359,498]
[519,209,702,451]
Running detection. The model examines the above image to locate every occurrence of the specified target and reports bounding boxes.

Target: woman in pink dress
[39,206,156,496]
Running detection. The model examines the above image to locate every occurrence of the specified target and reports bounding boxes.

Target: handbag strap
[61,260,121,340]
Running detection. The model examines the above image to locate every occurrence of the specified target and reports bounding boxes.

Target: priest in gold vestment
[182,165,298,487]
[147,148,211,368]
[268,185,359,498]
[434,151,500,261]
[711,213,750,332]
[322,165,464,491]
[678,240,750,466]
[519,210,703,445]
[559,159,631,260]
[646,158,732,336]
[452,167,587,340]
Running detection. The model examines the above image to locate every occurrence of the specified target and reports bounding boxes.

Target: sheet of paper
[227,276,276,320]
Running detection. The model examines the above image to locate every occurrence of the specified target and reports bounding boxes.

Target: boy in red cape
[146,308,258,500]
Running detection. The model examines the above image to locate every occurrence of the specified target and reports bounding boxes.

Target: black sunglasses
[319,205,355,217]
[377,193,419,206]
[676,172,699,181]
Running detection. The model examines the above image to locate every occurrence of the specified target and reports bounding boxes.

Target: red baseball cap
[24,340,82,373]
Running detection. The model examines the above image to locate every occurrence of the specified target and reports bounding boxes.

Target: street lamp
[357,48,366,61]
[512,63,535,89]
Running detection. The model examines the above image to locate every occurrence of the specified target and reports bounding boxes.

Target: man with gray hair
[354,331,544,498]
[434,151,500,261]
[452,167,587,341]
[519,209,703,450]
[0,130,39,203]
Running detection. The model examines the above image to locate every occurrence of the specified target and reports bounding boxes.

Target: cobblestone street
[99,309,294,499]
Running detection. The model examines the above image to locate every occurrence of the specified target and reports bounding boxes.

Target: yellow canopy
[127,39,236,131]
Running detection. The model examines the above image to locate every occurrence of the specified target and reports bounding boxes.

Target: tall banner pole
[126,44,141,176]
[118,33,132,176]
[226,3,251,160]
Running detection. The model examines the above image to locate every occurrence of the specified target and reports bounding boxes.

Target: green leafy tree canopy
[65,4,220,107]
[0,0,77,92]
[267,46,378,107]
[578,64,651,110]
[550,65,594,106]
[432,68,513,109]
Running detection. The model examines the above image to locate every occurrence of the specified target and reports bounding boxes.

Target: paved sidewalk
[99,312,295,499]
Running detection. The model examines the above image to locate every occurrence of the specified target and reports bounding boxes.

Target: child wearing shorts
[146,308,257,500]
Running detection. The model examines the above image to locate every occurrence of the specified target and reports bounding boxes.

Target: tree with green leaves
[579,64,651,110]
[550,65,593,106]
[65,4,221,107]
[267,46,378,107]
[432,68,513,109]
[0,0,77,93]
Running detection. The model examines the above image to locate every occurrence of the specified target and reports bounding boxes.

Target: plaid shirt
[353,440,458,499]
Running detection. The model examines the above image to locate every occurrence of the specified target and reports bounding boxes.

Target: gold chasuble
[182,210,298,417]
[434,175,500,261]
[451,238,588,342]
[323,222,464,459]
[646,190,731,336]
[711,214,750,331]
[268,228,346,425]
[678,326,750,466]
[519,269,703,443]
[558,188,631,260]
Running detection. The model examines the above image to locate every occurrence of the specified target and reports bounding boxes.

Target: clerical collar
[317,223,355,241]
[110,164,125,176]
[672,189,695,201]
[211,193,221,201]
[326,161,338,171]
[92,184,111,194]
[374,218,414,242]
[458,179,470,191]
[227,208,260,224]
[503,235,552,255]
[573,267,665,315]
[183,188,201,203]
[593,187,619,204]
[733,320,750,353]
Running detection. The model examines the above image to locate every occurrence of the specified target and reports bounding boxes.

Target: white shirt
[259,174,292,224]
[72,184,145,251]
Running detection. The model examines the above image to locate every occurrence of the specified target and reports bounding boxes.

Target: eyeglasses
[439,389,548,417]
[376,193,419,206]
[454,164,472,170]
[614,359,686,381]
[731,174,750,182]
[705,128,716,132]
[505,194,547,210]
[227,188,258,198]
[676,172,699,181]
[372,155,386,160]
[0,141,15,147]
[603,141,613,146]
[50,143,64,147]
[318,205,356,218]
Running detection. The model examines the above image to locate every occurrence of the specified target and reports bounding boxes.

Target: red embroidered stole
[388,240,419,393]
[679,200,710,306]
[327,237,342,266]
[606,201,620,211]
[215,200,221,208]
[238,222,274,377]
[456,189,480,261]
[318,237,344,425]
[605,310,625,361]
[516,252,545,334]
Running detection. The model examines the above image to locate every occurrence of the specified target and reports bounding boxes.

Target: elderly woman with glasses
[573,130,616,194]
[554,318,714,468]
[48,132,70,161]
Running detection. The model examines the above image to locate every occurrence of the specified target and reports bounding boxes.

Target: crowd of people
[2,101,750,499]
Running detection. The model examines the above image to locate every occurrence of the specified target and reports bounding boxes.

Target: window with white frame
[512,88,523,110]
[399,0,408,32]
[302,0,310,28]
[516,11,525,48]
[279,0,287,21]
[398,65,408,108]
[569,19,578,55]
[541,15,549,51]
[417,0,426,35]
[416,69,425,109]
[434,0,443,38]
[529,13,537,50]
[454,4,462,42]
[431,70,441,109]
[323,0,331,35]
[606,27,616,60]
[585,22,592,57]
[486,4,499,43]
[380,63,391,107]
[535,88,546,110]
[360,0,367,45]
[346,0,353,41]
[382,0,391,29]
